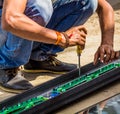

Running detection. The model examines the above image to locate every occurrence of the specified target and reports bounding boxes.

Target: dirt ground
[0,0,120,103]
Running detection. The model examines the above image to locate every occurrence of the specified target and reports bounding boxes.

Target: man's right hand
[65,25,87,49]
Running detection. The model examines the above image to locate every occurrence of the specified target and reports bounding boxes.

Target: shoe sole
[23,69,66,74]
[0,85,25,94]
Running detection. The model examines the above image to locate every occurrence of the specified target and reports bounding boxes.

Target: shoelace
[48,56,61,66]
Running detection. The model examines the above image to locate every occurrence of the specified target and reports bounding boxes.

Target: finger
[78,40,86,47]
[81,38,86,44]
[104,50,111,63]
[110,51,115,61]
[80,32,87,39]
[115,51,120,59]
[76,25,87,34]
[94,52,99,65]
[74,33,86,44]
[100,48,105,63]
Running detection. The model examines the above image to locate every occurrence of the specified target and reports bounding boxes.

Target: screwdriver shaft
[78,54,81,76]
[77,45,82,77]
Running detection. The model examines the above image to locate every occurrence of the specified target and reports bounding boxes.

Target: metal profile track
[0,60,120,114]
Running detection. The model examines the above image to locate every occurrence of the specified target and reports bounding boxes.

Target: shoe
[24,56,77,74]
[0,68,33,93]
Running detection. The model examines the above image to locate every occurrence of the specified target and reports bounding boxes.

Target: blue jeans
[0,0,98,69]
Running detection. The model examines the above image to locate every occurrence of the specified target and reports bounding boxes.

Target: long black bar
[0,61,120,114]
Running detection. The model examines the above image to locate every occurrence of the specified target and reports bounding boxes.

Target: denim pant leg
[0,10,33,69]
[0,31,33,69]
[0,0,53,69]
[31,0,98,61]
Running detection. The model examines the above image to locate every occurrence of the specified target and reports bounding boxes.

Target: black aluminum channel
[0,62,103,107]
[0,61,120,114]
[22,67,120,114]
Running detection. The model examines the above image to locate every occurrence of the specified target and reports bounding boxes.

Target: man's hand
[94,44,114,64]
[65,25,87,49]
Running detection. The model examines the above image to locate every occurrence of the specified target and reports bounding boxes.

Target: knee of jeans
[89,0,98,13]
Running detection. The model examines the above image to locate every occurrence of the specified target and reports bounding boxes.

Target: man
[0,0,118,93]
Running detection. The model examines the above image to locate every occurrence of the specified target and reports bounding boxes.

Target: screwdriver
[77,45,82,77]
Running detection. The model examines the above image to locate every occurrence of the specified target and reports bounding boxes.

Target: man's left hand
[94,44,115,64]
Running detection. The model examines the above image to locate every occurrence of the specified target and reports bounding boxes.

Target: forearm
[2,12,63,45]
[97,0,114,46]
[2,0,87,48]
[2,0,67,47]
[2,10,87,48]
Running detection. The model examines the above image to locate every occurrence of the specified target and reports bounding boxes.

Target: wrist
[101,40,113,47]
[61,32,70,48]
[101,32,114,46]
[54,31,70,48]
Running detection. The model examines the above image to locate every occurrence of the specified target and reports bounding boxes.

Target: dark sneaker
[24,56,77,74]
[0,68,33,93]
